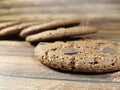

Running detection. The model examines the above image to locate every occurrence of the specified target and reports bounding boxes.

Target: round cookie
[34,39,120,73]
[0,22,39,37]
[26,26,97,42]
[20,19,80,38]
[0,21,20,30]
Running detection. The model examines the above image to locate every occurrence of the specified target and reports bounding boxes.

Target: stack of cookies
[0,19,97,42]
[0,19,120,73]
[20,19,97,42]
[0,21,39,37]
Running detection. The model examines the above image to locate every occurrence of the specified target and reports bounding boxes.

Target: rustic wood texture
[0,0,120,30]
[0,33,120,90]
[0,0,120,90]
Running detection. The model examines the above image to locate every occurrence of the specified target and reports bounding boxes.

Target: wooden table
[0,0,120,90]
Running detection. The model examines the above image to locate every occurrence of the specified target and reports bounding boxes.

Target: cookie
[26,26,97,42]
[20,19,80,38]
[0,21,20,30]
[34,39,120,73]
[0,22,39,37]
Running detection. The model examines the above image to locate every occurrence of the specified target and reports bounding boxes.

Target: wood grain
[0,30,120,90]
[0,0,120,31]
[0,0,120,90]
[0,75,120,90]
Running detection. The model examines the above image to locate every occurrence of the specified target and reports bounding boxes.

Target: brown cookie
[34,39,120,73]
[20,19,80,38]
[0,21,20,30]
[26,26,97,42]
[0,22,39,36]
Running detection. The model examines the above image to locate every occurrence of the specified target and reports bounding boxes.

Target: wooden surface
[0,0,120,90]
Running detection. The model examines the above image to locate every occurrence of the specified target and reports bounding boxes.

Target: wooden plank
[0,4,119,15]
[0,3,119,9]
[0,75,120,90]
[0,0,120,7]
[0,0,119,17]
[0,6,119,17]
[0,0,119,31]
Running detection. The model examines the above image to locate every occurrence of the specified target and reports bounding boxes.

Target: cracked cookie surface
[34,39,120,73]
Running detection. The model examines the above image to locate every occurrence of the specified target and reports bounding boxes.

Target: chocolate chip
[102,47,117,55]
[61,47,78,55]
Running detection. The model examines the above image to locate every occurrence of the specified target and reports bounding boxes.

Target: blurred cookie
[0,21,20,30]
[35,39,120,73]
[26,26,97,42]
[20,19,80,38]
[0,22,39,37]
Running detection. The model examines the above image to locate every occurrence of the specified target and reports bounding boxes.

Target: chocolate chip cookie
[34,39,120,73]
[26,26,97,42]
